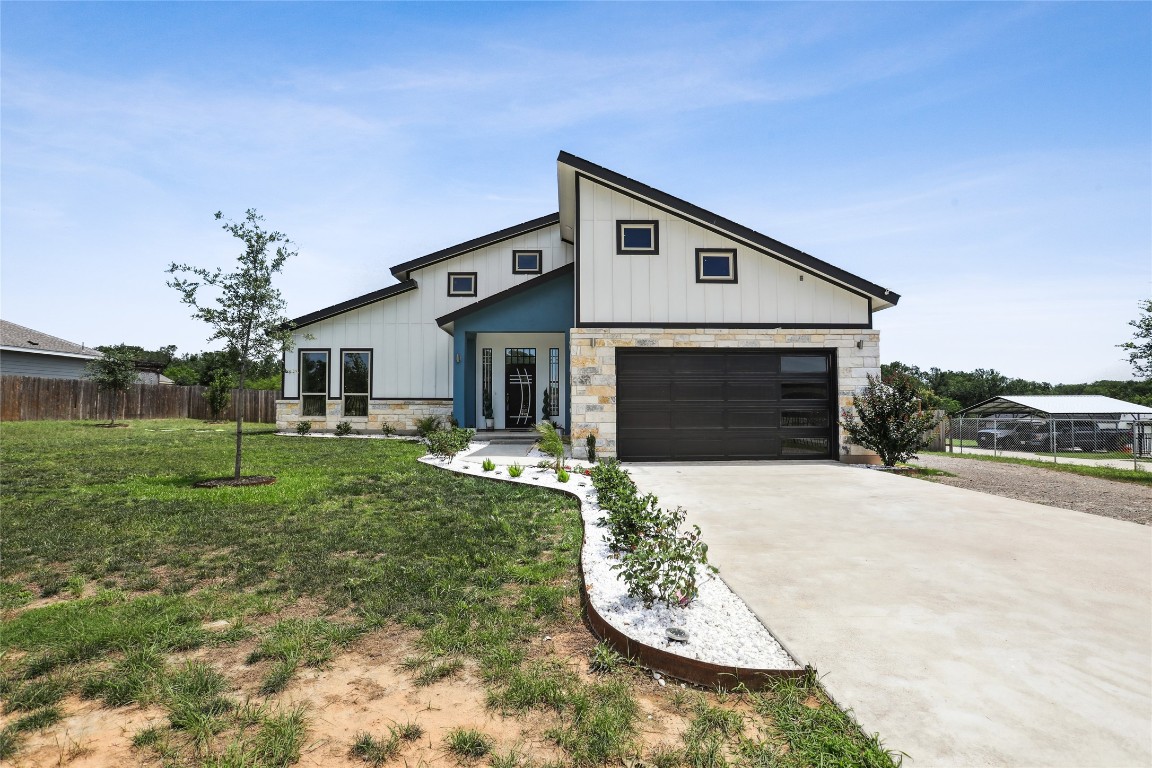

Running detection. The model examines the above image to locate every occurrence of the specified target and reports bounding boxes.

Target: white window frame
[616,220,659,255]
[695,248,737,283]
[447,272,477,297]
[512,250,542,275]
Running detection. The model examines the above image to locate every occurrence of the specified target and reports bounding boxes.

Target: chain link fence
[945,416,1152,470]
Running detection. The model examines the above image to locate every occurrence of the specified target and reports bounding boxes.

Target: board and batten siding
[283,224,572,399]
[576,177,870,327]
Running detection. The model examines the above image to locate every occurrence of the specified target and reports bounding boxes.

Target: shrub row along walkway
[911,453,1152,525]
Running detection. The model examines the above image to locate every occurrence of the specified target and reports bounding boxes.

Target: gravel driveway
[910,454,1152,525]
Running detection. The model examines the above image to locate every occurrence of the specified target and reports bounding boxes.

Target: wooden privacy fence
[0,376,278,423]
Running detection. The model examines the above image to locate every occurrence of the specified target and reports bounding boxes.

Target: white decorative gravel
[418,442,799,670]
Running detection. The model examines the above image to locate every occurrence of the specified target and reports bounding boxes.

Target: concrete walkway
[625,462,1152,768]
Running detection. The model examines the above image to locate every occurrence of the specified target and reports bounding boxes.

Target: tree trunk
[110,391,118,426]
[234,361,247,479]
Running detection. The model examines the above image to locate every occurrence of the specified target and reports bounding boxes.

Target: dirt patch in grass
[0,696,165,768]
[192,476,278,488]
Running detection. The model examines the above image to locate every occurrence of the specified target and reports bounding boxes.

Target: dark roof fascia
[556,151,900,305]
[436,263,574,329]
[956,397,1050,418]
[390,213,560,281]
[287,280,418,329]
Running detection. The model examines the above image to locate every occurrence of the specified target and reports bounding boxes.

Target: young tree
[1119,299,1152,380]
[85,348,139,425]
[203,369,234,421]
[167,209,296,479]
[841,372,942,467]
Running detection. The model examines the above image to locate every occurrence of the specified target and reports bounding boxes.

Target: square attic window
[616,221,659,255]
[512,250,542,274]
[447,272,477,297]
[695,248,737,282]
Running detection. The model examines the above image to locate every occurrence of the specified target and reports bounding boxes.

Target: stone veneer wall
[275,399,453,434]
[568,328,880,461]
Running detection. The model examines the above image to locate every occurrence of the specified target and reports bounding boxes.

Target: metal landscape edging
[418,445,808,691]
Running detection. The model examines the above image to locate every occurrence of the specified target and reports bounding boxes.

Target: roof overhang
[958,395,1152,419]
[556,151,900,311]
[0,345,101,360]
[287,279,418,330]
[390,213,559,281]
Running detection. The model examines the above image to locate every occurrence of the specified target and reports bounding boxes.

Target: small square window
[447,272,477,297]
[616,221,659,255]
[695,248,737,283]
[512,250,542,274]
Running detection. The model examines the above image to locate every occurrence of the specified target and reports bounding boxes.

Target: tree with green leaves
[203,369,234,421]
[841,372,941,467]
[167,209,297,479]
[84,347,138,426]
[1119,299,1152,380]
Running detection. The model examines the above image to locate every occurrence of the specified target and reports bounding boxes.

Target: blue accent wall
[451,271,574,427]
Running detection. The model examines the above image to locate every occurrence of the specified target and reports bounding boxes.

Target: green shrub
[535,421,565,472]
[335,421,353,437]
[381,423,395,437]
[586,433,597,463]
[507,463,524,478]
[426,428,475,462]
[557,468,570,483]
[840,372,941,466]
[415,415,441,439]
[203,369,234,421]
[482,458,496,472]
[613,508,717,607]
[295,421,312,435]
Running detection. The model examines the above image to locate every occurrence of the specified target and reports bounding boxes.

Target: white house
[277,152,900,461]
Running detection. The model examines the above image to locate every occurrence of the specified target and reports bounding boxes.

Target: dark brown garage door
[616,349,837,461]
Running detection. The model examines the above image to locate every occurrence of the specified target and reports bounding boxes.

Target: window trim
[447,272,477,297]
[695,248,738,283]
[512,250,543,275]
[339,348,372,417]
[299,348,331,416]
[616,220,660,255]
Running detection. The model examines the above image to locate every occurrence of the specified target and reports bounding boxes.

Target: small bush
[841,372,941,466]
[381,423,395,437]
[426,427,475,462]
[335,421,353,437]
[613,510,717,607]
[535,421,565,472]
[557,468,570,483]
[482,458,496,472]
[415,415,442,439]
[507,463,524,478]
[586,433,597,463]
[295,421,312,435]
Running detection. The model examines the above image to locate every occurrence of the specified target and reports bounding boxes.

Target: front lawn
[1,419,896,766]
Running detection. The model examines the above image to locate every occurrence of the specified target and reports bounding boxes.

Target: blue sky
[2,2,1149,382]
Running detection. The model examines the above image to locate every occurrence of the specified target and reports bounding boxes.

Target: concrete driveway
[625,462,1152,767]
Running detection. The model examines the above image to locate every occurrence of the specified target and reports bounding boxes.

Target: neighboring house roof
[389,213,560,281]
[0,320,102,360]
[959,395,1152,418]
[556,151,900,310]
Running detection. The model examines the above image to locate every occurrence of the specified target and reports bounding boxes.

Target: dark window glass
[781,382,828,400]
[301,352,327,394]
[701,254,732,278]
[514,251,541,273]
[505,348,536,366]
[622,226,653,249]
[450,275,474,294]
[780,356,828,373]
[302,396,327,417]
[343,351,369,417]
[781,437,830,456]
[781,410,830,427]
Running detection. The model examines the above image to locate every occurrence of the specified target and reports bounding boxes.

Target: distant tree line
[94,344,282,391]
[880,362,1152,413]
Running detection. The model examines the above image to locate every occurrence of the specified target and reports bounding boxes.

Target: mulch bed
[193,476,277,488]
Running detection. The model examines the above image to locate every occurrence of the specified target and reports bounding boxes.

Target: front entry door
[505,348,536,428]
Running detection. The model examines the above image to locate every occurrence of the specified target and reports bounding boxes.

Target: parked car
[1019,420,1127,453]
[975,420,1039,449]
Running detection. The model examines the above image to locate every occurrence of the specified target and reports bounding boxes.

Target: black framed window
[300,351,328,417]
[780,355,829,373]
[695,248,737,283]
[616,220,659,255]
[548,348,560,417]
[512,250,542,274]
[342,351,370,417]
[447,272,477,297]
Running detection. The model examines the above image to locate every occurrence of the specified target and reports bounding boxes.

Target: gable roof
[556,151,899,310]
[389,213,559,281]
[959,395,1152,418]
[0,320,102,359]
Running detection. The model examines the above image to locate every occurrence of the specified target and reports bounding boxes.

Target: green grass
[0,419,899,767]
[921,451,1152,485]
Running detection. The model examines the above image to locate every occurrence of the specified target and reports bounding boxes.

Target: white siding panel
[576,179,869,327]
[284,223,570,400]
